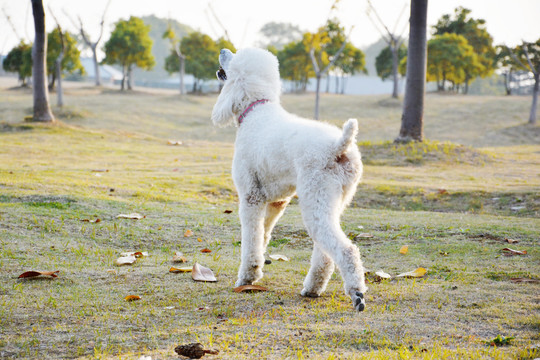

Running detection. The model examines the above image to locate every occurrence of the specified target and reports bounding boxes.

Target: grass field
[0,79,539,359]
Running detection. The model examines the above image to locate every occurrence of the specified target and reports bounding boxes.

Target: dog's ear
[211,79,244,127]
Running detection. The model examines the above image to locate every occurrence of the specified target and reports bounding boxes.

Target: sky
[1,0,539,56]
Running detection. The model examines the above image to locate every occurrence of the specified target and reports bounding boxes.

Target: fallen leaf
[192,262,217,282]
[200,248,212,253]
[399,245,409,255]
[437,189,448,195]
[18,270,59,279]
[354,233,374,239]
[439,250,449,256]
[116,255,137,266]
[172,252,187,263]
[510,277,539,283]
[116,213,145,220]
[124,295,141,302]
[169,266,192,273]
[223,209,233,214]
[197,237,203,242]
[174,343,218,359]
[505,238,519,244]
[120,251,148,258]
[269,254,289,261]
[167,140,183,145]
[501,248,527,256]
[91,169,109,172]
[396,267,427,278]
[233,285,269,293]
[375,270,392,279]
[80,218,101,223]
[184,229,194,237]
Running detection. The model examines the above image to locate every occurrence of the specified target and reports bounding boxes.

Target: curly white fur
[212,48,367,311]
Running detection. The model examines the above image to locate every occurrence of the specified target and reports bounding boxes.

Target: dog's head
[211,48,281,127]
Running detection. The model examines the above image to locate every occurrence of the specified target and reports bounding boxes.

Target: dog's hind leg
[298,179,367,311]
[301,245,335,297]
[236,198,267,287]
[263,198,291,250]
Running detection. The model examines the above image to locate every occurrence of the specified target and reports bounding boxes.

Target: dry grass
[0,79,539,359]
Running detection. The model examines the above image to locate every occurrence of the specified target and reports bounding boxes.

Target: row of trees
[374,7,539,100]
[2,29,83,88]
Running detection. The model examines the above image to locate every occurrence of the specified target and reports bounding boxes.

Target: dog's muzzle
[217,67,227,81]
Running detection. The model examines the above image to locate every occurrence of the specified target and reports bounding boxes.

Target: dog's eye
[217,67,227,81]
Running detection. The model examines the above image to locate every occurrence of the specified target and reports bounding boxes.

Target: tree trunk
[326,74,330,93]
[504,70,512,96]
[529,72,539,125]
[395,0,428,143]
[49,72,56,90]
[179,54,185,95]
[391,45,399,98]
[92,45,101,86]
[121,64,125,90]
[56,53,64,107]
[31,0,55,122]
[314,74,321,120]
[127,65,133,90]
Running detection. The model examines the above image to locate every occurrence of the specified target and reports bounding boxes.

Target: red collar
[238,99,269,125]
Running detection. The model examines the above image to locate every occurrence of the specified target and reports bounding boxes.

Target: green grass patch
[0,83,539,359]
[359,140,494,166]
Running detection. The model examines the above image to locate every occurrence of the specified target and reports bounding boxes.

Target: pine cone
[174,343,218,359]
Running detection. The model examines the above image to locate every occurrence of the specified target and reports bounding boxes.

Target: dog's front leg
[236,198,267,287]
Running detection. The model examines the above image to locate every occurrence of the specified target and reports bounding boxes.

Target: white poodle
[212,48,367,311]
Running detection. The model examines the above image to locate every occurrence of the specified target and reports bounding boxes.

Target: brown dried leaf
[184,229,194,237]
[200,248,212,253]
[510,277,539,283]
[120,251,148,258]
[192,262,217,282]
[116,213,145,220]
[91,169,109,172]
[223,209,233,214]
[505,238,519,244]
[501,248,527,256]
[269,254,289,261]
[437,189,448,195]
[169,266,192,273]
[399,245,409,255]
[233,285,269,293]
[172,252,187,263]
[124,295,141,302]
[396,267,427,278]
[175,343,219,358]
[18,270,59,279]
[80,218,101,223]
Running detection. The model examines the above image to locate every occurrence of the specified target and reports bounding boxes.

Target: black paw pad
[354,292,365,312]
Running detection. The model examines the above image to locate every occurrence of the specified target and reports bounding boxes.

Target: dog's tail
[335,118,358,156]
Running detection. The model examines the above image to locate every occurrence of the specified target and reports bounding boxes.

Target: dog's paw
[352,291,365,312]
[300,288,320,298]
[235,279,253,287]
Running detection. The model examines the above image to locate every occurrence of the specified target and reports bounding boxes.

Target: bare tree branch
[2,7,22,40]
[207,3,231,42]
[95,0,111,44]
[521,43,538,75]
[392,2,409,34]
[505,45,530,73]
